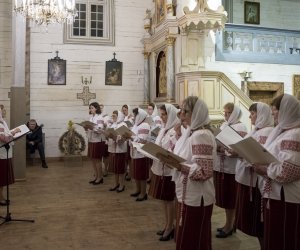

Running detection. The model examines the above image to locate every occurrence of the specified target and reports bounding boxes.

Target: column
[143,51,151,104]
[166,36,176,102]
[11,13,27,180]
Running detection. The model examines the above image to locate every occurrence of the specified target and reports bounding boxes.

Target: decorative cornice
[143,51,151,59]
[166,36,176,46]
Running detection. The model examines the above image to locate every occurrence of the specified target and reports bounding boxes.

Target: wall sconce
[238,71,252,82]
[238,71,252,96]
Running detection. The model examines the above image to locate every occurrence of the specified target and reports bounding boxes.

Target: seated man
[26,119,48,168]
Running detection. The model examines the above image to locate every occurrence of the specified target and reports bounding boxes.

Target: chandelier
[14,0,78,25]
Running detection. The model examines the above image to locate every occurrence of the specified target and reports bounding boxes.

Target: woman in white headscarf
[253,94,300,250]
[235,102,273,248]
[148,104,179,241]
[107,110,127,192]
[214,102,248,238]
[0,104,19,205]
[129,108,151,201]
[122,104,134,181]
[159,96,217,250]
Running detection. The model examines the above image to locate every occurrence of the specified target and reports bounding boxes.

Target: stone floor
[0,160,260,250]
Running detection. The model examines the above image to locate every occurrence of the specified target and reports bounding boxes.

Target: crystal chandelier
[14,0,78,25]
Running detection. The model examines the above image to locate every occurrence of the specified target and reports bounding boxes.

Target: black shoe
[93,178,104,185]
[109,184,120,191]
[130,192,140,197]
[42,161,48,168]
[125,173,131,181]
[116,186,125,193]
[0,200,9,206]
[89,179,97,184]
[136,194,148,201]
[159,229,174,241]
[216,227,224,232]
[156,230,165,236]
[216,229,234,238]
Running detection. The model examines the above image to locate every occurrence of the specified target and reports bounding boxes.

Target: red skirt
[108,153,126,174]
[213,171,237,209]
[235,183,263,237]
[176,202,213,250]
[148,173,175,201]
[132,158,150,181]
[263,198,300,250]
[0,159,15,187]
[88,141,106,159]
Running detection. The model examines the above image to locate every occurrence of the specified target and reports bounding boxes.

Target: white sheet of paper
[10,124,30,139]
[215,125,243,149]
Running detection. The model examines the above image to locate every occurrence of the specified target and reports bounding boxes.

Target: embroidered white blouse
[262,127,300,203]
[173,129,217,207]
[151,128,177,176]
[130,122,150,159]
[107,122,128,153]
[0,122,13,159]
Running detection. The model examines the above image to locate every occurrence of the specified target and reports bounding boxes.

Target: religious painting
[156,0,166,25]
[48,58,66,85]
[105,60,122,86]
[156,51,167,98]
[244,1,260,25]
[293,75,300,98]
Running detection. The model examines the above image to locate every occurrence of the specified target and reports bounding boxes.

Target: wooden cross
[77,86,96,106]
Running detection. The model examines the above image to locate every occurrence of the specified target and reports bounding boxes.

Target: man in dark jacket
[26,119,48,168]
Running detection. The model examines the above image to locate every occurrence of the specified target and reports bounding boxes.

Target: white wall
[28,0,152,157]
[232,0,300,30]
[0,0,12,123]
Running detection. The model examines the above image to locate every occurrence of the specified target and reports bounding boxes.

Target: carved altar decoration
[157,51,167,97]
[293,75,300,98]
[179,0,228,33]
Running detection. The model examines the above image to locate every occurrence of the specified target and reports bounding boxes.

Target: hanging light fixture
[14,0,78,25]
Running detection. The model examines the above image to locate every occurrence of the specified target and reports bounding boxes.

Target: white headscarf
[117,111,125,124]
[265,94,300,148]
[151,104,158,118]
[174,98,210,154]
[190,98,211,130]
[220,104,242,130]
[132,108,148,135]
[249,102,273,137]
[155,104,180,145]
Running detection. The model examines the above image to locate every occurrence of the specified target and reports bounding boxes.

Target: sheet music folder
[229,137,278,165]
[10,124,30,139]
[216,125,278,165]
[139,142,186,164]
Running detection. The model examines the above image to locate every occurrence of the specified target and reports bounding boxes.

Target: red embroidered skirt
[235,183,263,237]
[0,159,15,187]
[108,153,126,174]
[148,173,175,201]
[263,198,300,250]
[88,141,106,159]
[132,158,150,181]
[176,202,213,250]
[213,171,237,209]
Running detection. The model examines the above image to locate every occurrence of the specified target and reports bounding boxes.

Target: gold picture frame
[155,0,166,26]
[244,1,260,25]
[293,74,300,98]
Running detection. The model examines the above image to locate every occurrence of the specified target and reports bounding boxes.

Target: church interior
[0,0,300,249]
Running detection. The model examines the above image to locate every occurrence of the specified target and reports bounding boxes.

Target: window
[64,0,114,46]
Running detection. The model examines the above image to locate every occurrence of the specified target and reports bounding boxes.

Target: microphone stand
[0,130,34,225]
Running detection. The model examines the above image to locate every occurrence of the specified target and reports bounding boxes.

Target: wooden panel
[202,79,215,109]
[187,80,199,96]
[187,38,198,65]
[221,85,235,105]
